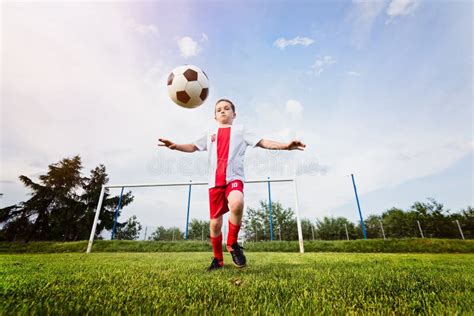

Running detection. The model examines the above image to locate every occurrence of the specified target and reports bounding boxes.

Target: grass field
[1,252,473,314]
[1,238,473,253]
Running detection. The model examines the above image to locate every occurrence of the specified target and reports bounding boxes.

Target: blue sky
[1,0,472,234]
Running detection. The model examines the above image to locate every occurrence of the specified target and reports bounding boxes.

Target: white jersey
[193,124,262,188]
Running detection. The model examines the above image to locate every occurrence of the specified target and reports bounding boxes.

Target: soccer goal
[86,177,304,253]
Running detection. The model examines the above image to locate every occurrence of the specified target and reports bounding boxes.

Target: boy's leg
[210,216,224,265]
[210,216,223,238]
[208,186,228,269]
[226,185,247,268]
[227,190,244,250]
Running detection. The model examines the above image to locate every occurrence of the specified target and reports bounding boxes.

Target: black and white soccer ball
[167,65,209,109]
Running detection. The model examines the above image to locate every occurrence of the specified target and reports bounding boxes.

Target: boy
[158,99,305,271]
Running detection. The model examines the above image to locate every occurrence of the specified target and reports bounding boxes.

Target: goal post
[86,177,304,253]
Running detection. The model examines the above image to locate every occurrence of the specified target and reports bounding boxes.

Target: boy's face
[215,101,236,125]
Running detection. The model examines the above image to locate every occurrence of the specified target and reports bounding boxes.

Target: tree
[361,215,383,239]
[0,156,134,242]
[149,226,167,241]
[453,206,473,239]
[0,206,31,242]
[0,156,83,242]
[301,219,315,241]
[149,226,184,241]
[188,219,210,241]
[79,165,134,240]
[243,200,296,241]
[115,215,142,240]
[315,217,357,240]
[409,198,456,238]
[381,208,419,238]
[376,199,472,239]
[244,206,262,241]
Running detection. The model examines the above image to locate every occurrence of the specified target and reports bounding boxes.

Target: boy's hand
[158,138,177,150]
[287,140,306,151]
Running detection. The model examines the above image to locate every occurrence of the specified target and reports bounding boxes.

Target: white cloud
[385,0,422,25]
[311,55,336,75]
[387,0,421,17]
[347,71,361,76]
[126,18,158,36]
[351,0,386,24]
[273,36,314,49]
[254,102,288,127]
[285,100,303,119]
[349,0,386,48]
[350,0,422,38]
[177,36,201,58]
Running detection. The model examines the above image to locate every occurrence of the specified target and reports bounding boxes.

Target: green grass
[0,238,472,254]
[1,252,472,314]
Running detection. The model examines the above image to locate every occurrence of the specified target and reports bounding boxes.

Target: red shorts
[208,180,244,219]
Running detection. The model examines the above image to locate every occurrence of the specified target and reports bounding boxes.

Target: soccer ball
[167,65,209,109]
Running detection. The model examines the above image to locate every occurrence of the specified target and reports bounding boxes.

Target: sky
[1,0,472,237]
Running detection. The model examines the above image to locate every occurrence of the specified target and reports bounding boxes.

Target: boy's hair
[215,98,235,113]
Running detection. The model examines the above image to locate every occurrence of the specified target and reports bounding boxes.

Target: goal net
[86,178,304,253]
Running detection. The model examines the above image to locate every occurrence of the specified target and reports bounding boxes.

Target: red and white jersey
[193,124,262,188]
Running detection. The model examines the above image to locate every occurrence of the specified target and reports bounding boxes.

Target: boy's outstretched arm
[257,139,306,151]
[158,138,198,153]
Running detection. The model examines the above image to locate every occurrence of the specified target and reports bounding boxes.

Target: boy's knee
[229,200,244,213]
[210,220,222,231]
[228,191,244,213]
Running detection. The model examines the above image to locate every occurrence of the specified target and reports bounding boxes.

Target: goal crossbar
[86,177,304,253]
